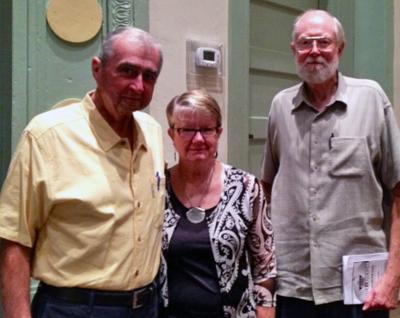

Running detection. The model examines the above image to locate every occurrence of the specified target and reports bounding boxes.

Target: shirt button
[137,236,141,242]
[311,214,318,221]
[135,270,139,277]
[137,201,141,208]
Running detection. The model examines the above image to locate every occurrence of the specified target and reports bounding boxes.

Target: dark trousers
[31,282,159,318]
[277,295,389,318]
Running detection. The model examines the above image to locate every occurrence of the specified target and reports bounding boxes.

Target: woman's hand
[256,306,275,318]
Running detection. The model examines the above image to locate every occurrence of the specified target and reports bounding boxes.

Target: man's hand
[364,183,400,311]
[0,239,32,318]
[363,272,399,310]
[256,306,275,318]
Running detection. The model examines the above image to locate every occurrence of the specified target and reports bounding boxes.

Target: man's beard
[297,56,339,84]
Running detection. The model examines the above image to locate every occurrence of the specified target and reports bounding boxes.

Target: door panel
[266,0,319,11]
[249,71,298,139]
[248,0,318,176]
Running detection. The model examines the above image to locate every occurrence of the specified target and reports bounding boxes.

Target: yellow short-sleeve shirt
[0,93,165,290]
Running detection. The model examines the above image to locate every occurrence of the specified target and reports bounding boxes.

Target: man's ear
[167,127,174,139]
[290,42,296,56]
[92,57,102,80]
[337,42,345,58]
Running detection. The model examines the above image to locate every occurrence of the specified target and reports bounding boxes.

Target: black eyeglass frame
[173,126,221,139]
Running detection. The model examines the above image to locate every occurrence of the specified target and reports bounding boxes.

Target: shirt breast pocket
[328,137,369,177]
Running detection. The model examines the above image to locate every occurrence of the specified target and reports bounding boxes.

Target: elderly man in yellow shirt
[0,26,165,318]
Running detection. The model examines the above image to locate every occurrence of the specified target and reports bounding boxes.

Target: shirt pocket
[328,137,369,177]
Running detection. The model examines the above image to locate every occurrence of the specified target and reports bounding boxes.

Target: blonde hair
[166,90,222,128]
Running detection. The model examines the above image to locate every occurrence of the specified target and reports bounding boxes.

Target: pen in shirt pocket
[155,171,161,191]
[329,133,334,149]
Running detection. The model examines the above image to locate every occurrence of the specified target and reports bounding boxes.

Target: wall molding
[111,0,135,30]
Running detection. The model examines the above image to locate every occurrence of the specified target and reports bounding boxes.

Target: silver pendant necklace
[180,164,216,224]
[186,207,206,224]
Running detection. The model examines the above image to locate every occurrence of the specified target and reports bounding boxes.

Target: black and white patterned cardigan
[160,164,277,318]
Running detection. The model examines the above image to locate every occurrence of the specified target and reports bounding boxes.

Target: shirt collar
[292,72,348,111]
[133,115,148,152]
[80,92,147,152]
[334,72,349,105]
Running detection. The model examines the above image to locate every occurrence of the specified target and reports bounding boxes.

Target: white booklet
[342,252,388,304]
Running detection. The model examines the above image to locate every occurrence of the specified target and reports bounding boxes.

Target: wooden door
[248,0,318,176]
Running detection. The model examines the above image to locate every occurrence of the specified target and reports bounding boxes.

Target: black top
[167,189,223,317]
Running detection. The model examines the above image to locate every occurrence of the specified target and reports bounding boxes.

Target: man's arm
[363,182,400,311]
[0,239,32,318]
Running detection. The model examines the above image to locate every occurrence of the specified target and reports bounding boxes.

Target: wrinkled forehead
[115,35,159,55]
[109,34,161,67]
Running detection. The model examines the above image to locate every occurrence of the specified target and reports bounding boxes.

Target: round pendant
[186,207,206,224]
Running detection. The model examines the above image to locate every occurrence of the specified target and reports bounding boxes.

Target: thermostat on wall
[195,47,221,68]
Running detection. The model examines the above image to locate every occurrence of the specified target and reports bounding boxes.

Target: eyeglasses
[295,36,336,52]
[174,127,220,140]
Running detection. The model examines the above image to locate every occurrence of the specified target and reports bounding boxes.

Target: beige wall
[394,1,400,122]
[149,0,228,167]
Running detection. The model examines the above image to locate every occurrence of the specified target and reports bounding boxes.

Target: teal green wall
[228,0,250,169]
[0,0,11,311]
[0,0,12,184]
[322,0,393,99]
[354,0,393,99]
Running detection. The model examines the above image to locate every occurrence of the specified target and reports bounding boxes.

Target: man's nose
[309,40,321,55]
[129,74,144,92]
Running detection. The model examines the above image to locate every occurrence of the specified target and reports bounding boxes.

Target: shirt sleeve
[0,130,51,247]
[379,105,400,190]
[261,100,280,184]
[246,176,277,306]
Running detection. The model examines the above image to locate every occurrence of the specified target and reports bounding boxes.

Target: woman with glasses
[160,89,277,318]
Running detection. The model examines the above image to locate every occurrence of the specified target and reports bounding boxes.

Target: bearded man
[261,9,400,318]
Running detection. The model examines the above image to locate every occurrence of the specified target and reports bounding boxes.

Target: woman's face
[168,107,222,163]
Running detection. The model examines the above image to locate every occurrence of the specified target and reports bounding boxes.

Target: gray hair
[292,10,346,46]
[99,26,163,74]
